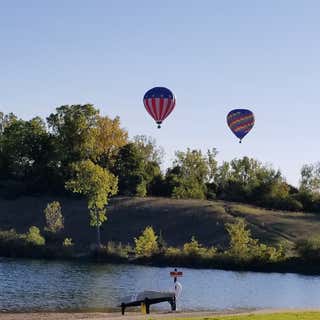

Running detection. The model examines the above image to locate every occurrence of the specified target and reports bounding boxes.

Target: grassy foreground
[171,312,320,320]
[183,313,320,320]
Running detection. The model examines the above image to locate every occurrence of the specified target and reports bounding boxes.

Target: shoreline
[1,309,320,320]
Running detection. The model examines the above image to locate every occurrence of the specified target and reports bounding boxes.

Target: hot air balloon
[143,87,176,128]
[227,109,255,143]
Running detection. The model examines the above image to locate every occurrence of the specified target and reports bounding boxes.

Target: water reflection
[1,258,320,311]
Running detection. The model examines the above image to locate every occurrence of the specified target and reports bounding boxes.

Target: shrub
[165,246,182,257]
[0,229,24,242]
[44,201,64,233]
[182,237,217,259]
[225,219,251,260]
[25,226,45,246]
[225,218,283,262]
[134,226,159,257]
[106,241,131,258]
[63,237,73,247]
[296,236,320,261]
[183,236,206,256]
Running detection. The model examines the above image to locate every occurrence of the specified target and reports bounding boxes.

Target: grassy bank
[2,196,320,248]
[1,196,320,275]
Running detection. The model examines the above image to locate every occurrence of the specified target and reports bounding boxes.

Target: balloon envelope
[227,109,255,142]
[143,87,176,128]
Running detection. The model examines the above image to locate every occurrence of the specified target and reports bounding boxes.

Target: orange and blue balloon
[143,87,176,128]
[227,109,255,143]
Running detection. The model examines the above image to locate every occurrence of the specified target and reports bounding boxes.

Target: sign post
[170,268,183,311]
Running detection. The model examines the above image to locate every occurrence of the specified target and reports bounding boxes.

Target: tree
[166,148,218,199]
[133,135,164,165]
[113,143,145,196]
[300,163,320,194]
[47,105,99,173]
[44,201,64,233]
[65,160,118,247]
[0,112,17,133]
[0,117,55,185]
[134,226,159,257]
[92,115,128,168]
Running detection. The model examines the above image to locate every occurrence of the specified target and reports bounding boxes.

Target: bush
[183,236,207,256]
[165,246,182,257]
[105,241,132,258]
[44,201,64,233]
[296,237,320,261]
[25,226,45,246]
[134,226,159,257]
[0,229,24,242]
[63,237,73,247]
[225,218,283,263]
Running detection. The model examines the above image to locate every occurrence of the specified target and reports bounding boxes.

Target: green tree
[65,160,118,247]
[134,226,159,257]
[44,201,64,233]
[300,163,320,194]
[113,143,145,196]
[0,117,55,187]
[47,105,99,174]
[133,135,164,165]
[166,148,218,199]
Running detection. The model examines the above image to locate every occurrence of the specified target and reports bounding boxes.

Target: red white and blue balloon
[143,87,176,128]
[227,109,255,143]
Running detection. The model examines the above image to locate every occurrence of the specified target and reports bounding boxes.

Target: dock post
[170,296,176,311]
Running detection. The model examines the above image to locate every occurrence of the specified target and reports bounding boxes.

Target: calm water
[1,258,320,312]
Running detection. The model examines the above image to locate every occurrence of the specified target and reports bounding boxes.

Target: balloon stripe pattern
[143,87,176,128]
[227,109,255,142]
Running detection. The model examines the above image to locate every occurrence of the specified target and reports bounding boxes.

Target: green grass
[169,312,320,320]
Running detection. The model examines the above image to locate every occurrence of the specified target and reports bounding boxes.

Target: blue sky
[0,0,319,186]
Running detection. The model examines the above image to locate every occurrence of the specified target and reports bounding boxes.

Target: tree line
[0,104,320,215]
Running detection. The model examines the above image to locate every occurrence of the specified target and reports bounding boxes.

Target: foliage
[25,226,45,246]
[295,236,320,261]
[44,201,64,233]
[133,135,164,165]
[300,162,320,194]
[105,241,132,258]
[0,116,56,191]
[1,106,320,214]
[47,104,98,164]
[167,148,218,199]
[63,237,74,247]
[134,226,159,257]
[226,218,283,262]
[65,160,118,245]
[92,115,128,168]
[113,143,145,195]
[182,236,217,259]
[113,137,164,197]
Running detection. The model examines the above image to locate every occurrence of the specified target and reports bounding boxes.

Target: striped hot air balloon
[227,109,255,143]
[143,87,176,128]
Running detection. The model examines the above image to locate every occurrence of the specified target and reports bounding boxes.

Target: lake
[1,258,320,312]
